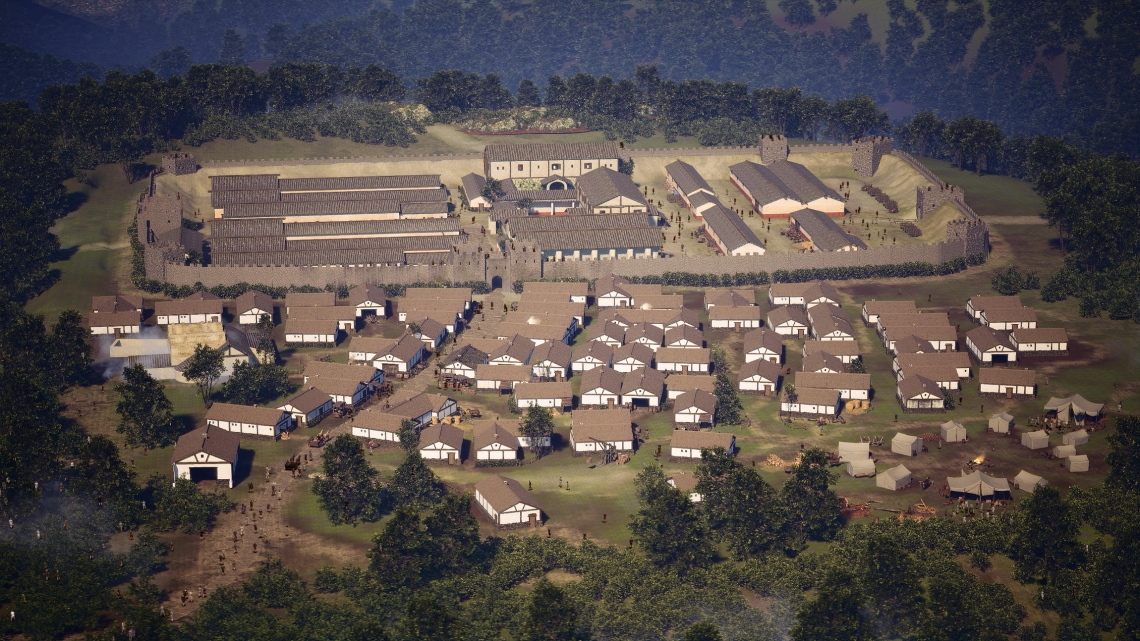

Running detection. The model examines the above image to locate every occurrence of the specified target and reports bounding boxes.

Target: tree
[797,95,831,141]
[712,373,743,425]
[146,473,233,533]
[790,568,873,641]
[148,46,192,79]
[683,621,723,641]
[520,406,554,458]
[254,312,276,361]
[73,434,142,524]
[628,464,714,570]
[350,64,405,102]
[780,447,842,543]
[848,528,924,638]
[218,29,247,66]
[262,23,293,59]
[696,448,784,557]
[423,492,480,580]
[754,86,803,136]
[1106,416,1140,492]
[829,95,890,142]
[397,418,420,454]
[50,309,92,386]
[779,0,816,27]
[244,558,310,608]
[115,364,178,448]
[368,505,428,589]
[1010,485,1081,587]
[991,266,1040,295]
[223,362,293,405]
[898,110,945,157]
[520,579,578,641]
[388,452,444,509]
[397,593,460,641]
[312,434,387,525]
[944,116,1005,175]
[182,343,224,408]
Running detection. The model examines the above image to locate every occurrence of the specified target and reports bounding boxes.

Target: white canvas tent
[877,464,912,490]
[1012,470,1047,491]
[1065,455,1089,472]
[1021,430,1049,450]
[1053,444,1077,459]
[846,459,876,477]
[989,412,1013,434]
[941,420,967,443]
[1062,429,1089,446]
[892,433,921,456]
[837,441,871,462]
[947,471,1011,498]
[1043,395,1104,424]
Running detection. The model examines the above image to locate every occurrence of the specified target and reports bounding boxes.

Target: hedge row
[129,221,490,300]
[618,255,985,288]
[511,277,591,294]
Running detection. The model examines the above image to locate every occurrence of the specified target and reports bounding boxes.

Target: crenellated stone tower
[851,136,893,178]
[759,134,789,165]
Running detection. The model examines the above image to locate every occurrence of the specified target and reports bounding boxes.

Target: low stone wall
[540,240,966,281]
[201,152,483,168]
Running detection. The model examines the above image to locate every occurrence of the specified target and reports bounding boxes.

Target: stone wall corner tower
[851,136,893,178]
[759,134,789,165]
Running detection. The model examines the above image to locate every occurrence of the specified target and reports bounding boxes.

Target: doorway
[447,451,456,465]
[529,513,537,528]
[491,275,503,290]
[189,467,218,483]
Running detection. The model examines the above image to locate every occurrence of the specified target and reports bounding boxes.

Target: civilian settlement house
[234,290,274,325]
[897,375,946,412]
[781,387,842,417]
[89,295,143,335]
[475,474,543,528]
[744,328,784,363]
[673,389,718,427]
[418,423,465,464]
[769,281,841,308]
[861,300,917,325]
[670,431,735,460]
[739,358,782,394]
[483,142,620,180]
[205,403,292,439]
[966,326,1019,365]
[729,158,845,218]
[1011,327,1069,354]
[979,368,1036,397]
[471,420,521,461]
[155,292,223,325]
[171,425,240,487]
[347,284,387,318]
[277,387,334,427]
[570,409,634,454]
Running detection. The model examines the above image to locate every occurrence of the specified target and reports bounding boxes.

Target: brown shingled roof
[171,425,240,464]
[474,474,541,513]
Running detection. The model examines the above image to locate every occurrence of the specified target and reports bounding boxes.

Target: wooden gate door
[529,513,537,529]
[447,451,455,465]
[1006,388,1013,399]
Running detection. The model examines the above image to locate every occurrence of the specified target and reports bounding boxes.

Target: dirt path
[161,423,355,620]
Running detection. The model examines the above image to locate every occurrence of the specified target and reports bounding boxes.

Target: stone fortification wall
[540,240,966,282]
[201,152,483,168]
[788,143,851,154]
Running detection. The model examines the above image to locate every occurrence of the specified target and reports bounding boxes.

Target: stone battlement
[161,153,198,176]
[852,137,893,178]
[759,135,789,164]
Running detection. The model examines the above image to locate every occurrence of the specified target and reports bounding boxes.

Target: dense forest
[1,0,1138,158]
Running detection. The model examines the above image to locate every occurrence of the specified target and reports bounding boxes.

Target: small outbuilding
[891,433,922,457]
[474,474,542,528]
[277,388,334,427]
[1021,430,1049,450]
[940,420,967,443]
[989,412,1014,434]
[1012,470,1047,491]
[837,441,870,462]
[846,459,876,478]
[947,471,1011,498]
[171,425,240,488]
[1062,429,1089,446]
[1052,444,1077,459]
[1043,395,1104,425]
[667,473,702,503]
[738,358,781,394]
[877,464,912,491]
[350,410,404,444]
[1065,455,1089,473]
[569,409,634,453]
[670,430,735,460]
